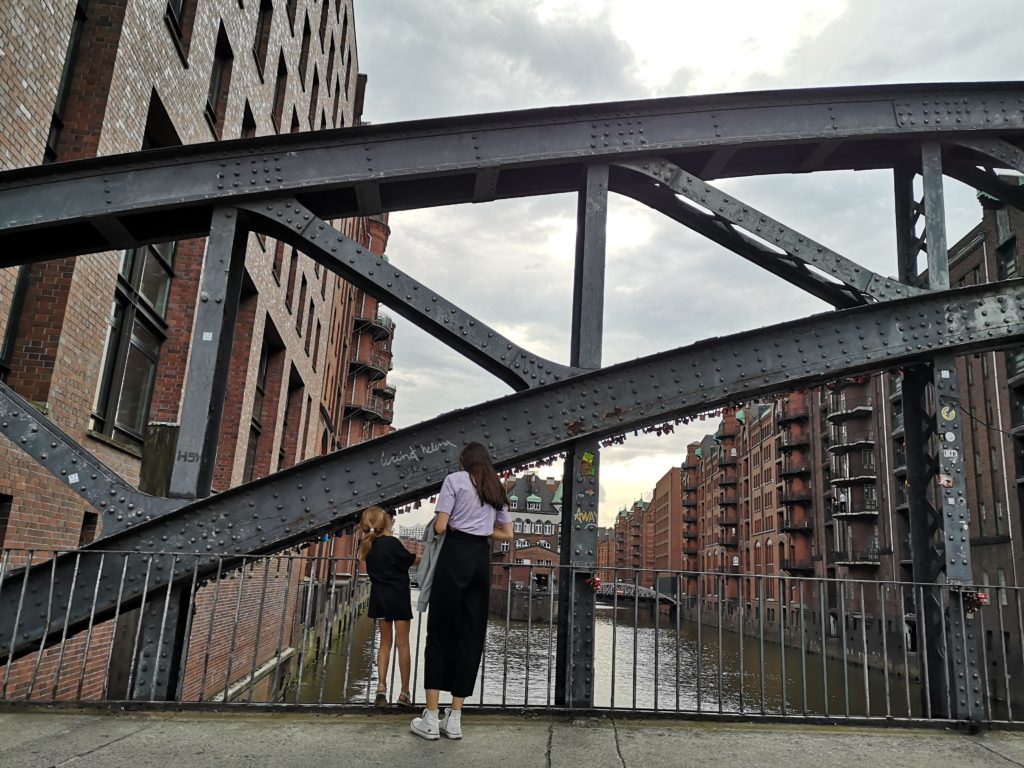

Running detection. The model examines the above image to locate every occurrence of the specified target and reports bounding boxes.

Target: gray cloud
[356,1,1024,524]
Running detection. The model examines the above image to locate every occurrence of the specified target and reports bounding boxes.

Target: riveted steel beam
[240,198,575,389]
[611,171,865,308]
[2,83,1023,263]
[617,159,922,303]
[0,381,182,535]
[1,278,1021,664]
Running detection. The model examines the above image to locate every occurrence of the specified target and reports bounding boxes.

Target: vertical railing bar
[318,555,340,705]
[859,582,870,718]
[995,587,1011,722]
[27,555,59,701]
[695,571,703,713]
[778,574,786,717]
[294,553,318,704]
[632,570,639,711]
[676,572,683,713]
[799,577,808,717]
[878,582,891,719]
[341,553,360,703]
[76,552,105,702]
[758,576,765,716]
[3,549,35,698]
[819,578,829,718]
[124,554,154,701]
[502,566,512,708]
[738,572,745,715]
[938,587,952,718]
[568,566,578,709]
[898,583,912,719]
[918,584,933,720]
[247,557,273,704]
[976,591,991,723]
[717,573,723,715]
[412,601,423,706]
[839,580,849,718]
[525,565,533,706]
[654,570,660,712]
[197,557,224,702]
[1014,588,1024,723]
[610,568,618,712]
[148,554,179,702]
[175,558,202,702]
[547,563,556,708]
[100,554,129,701]
[270,555,295,703]
[50,552,82,701]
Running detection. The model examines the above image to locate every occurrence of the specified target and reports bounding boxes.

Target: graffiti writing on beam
[381,439,458,467]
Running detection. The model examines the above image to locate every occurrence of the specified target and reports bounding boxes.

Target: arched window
[513,520,522,533]
[500,541,509,553]
[544,522,554,535]
[539,540,551,549]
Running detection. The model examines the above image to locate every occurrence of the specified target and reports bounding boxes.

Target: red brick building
[0,0,394,702]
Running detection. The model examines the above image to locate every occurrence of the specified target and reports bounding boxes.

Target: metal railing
[1,549,1021,727]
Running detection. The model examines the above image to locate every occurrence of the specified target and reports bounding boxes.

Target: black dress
[365,536,415,621]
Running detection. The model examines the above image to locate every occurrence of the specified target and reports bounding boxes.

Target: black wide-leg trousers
[423,529,490,698]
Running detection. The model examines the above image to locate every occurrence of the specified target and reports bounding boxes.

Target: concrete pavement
[1,709,1023,768]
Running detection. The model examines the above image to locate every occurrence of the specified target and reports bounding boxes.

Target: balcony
[721,537,738,549]
[781,557,815,574]
[828,428,875,453]
[718,471,738,487]
[834,549,882,567]
[683,495,698,509]
[719,491,738,506]
[375,382,396,399]
[777,402,809,424]
[718,512,738,527]
[718,424,739,439]
[683,542,699,556]
[781,515,814,534]
[682,511,698,524]
[830,498,880,518]
[829,458,877,484]
[348,350,391,380]
[779,460,810,476]
[718,454,738,467]
[780,430,810,449]
[780,485,812,504]
[827,393,873,421]
[683,479,699,492]
[892,412,905,433]
[353,308,395,340]
[683,528,699,540]
[344,392,394,423]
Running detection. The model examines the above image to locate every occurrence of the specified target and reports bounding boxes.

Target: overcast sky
[353,0,1024,527]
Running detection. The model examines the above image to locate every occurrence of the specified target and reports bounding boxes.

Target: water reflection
[293,591,924,717]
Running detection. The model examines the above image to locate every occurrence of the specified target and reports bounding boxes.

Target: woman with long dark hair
[411,442,513,740]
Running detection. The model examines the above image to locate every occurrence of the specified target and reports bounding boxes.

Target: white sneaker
[439,707,462,740]
[411,708,440,740]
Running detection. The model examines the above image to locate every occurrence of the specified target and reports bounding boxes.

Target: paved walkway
[2,709,1024,768]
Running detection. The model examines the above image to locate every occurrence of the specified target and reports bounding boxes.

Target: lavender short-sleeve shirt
[435,470,511,536]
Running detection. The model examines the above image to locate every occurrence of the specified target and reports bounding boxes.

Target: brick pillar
[212,293,258,491]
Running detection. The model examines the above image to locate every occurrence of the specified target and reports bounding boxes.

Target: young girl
[359,505,421,709]
[411,442,513,740]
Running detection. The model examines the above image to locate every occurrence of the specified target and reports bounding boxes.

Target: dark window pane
[93,300,126,423]
[139,248,173,317]
[115,325,158,434]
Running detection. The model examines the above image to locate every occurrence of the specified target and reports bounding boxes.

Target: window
[290,107,301,133]
[340,7,348,46]
[997,243,1019,280]
[527,500,541,511]
[0,494,11,549]
[312,321,322,370]
[205,25,234,137]
[513,520,522,533]
[998,569,1008,607]
[544,522,553,535]
[344,51,353,96]
[165,0,198,59]
[332,77,343,127]
[500,541,509,553]
[92,242,176,445]
[271,53,287,131]
[308,68,320,127]
[285,0,298,31]
[327,39,337,85]
[996,208,1011,242]
[304,298,314,352]
[46,0,87,161]
[509,495,519,509]
[240,101,257,138]
[318,0,330,48]
[253,0,273,76]
[538,540,551,550]
[296,276,307,333]
[298,14,311,88]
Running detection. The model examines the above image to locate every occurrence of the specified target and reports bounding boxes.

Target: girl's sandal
[396,690,414,708]
[374,687,388,710]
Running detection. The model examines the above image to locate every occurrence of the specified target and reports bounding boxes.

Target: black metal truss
[612,160,923,306]
[240,199,574,389]
[0,382,182,536]
[1,278,1020,663]
[2,83,1023,263]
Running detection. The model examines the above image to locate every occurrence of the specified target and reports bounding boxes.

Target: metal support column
[920,143,984,722]
[556,164,607,707]
[134,207,248,700]
[898,145,985,721]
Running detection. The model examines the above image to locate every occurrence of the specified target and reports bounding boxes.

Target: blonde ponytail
[358,505,390,560]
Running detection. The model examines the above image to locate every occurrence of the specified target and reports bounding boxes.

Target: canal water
[291,591,925,717]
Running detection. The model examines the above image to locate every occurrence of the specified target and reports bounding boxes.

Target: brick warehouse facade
[595,191,1023,707]
[0,0,395,702]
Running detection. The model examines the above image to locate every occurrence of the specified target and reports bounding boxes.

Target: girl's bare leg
[395,620,412,693]
[376,620,393,692]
